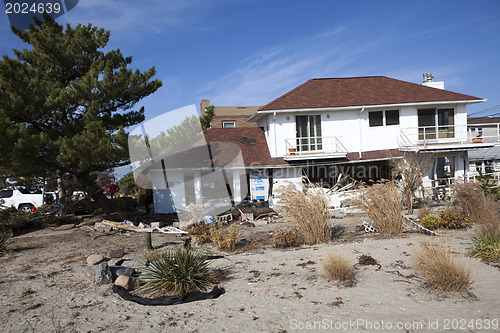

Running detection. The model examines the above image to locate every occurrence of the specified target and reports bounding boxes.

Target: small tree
[391,152,432,213]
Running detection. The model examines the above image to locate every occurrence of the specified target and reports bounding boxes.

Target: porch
[399,123,500,151]
[283,136,348,160]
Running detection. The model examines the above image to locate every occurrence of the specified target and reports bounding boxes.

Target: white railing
[399,123,500,148]
[284,136,348,156]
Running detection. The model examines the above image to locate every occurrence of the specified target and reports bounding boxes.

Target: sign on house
[250,170,269,201]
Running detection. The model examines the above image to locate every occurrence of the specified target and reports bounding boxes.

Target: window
[296,115,322,151]
[222,121,235,128]
[369,110,399,127]
[385,110,400,125]
[0,190,13,198]
[418,108,455,140]
[369,111,383,127]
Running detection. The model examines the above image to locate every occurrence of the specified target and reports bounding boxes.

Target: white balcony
[399,123,500,151]
[284,136,348,160]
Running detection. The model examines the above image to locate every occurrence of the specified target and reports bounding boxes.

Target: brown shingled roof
[467,117,500,124]
[204,127,286,167]
[259,76,483,111]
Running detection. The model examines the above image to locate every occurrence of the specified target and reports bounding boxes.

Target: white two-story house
[144,75,496,214]
[247,75,494,192]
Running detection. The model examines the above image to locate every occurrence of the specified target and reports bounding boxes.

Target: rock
[95,262,112,285]
[86,254,105,266]
[106,249,124,258]
[109,266,135,280]
[114,275,141,291]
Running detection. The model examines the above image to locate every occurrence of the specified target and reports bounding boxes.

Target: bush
[454,182,500,236]
[139,247,215,297]
[188,222,211,244]
[420,211,469,230]
[469,232,500,262]
[439,210,469,229]
[210,223,241,252]
[354,181,403,234]
[320,251,354,283]
[413,240,473,292]
[271,227,304,248]
[0,232,11,256]
[420,214,442,230]
[276,183,332,244]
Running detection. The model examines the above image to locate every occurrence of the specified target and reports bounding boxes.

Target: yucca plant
[139,247,215,297]
[469,232,500,262]
[0,232,11,257]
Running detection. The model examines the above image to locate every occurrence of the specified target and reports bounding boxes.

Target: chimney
[200,99,210,115]
[422,73,444,89]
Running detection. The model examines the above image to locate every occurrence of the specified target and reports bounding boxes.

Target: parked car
[0,188,46,213]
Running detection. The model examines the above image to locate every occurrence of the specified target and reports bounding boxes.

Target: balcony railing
[399,123,500,148]
[284,136,348,157]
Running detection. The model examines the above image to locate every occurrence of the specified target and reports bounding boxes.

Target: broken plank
[101,220,138,232]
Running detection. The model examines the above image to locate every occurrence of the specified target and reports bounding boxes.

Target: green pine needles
[139,247,216,297]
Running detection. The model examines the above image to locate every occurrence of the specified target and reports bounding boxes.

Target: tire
[18,203,34,214]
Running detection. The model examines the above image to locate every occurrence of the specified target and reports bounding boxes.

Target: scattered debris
[354,254,382,270]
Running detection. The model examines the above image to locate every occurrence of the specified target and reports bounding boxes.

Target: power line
[468,104,500,117]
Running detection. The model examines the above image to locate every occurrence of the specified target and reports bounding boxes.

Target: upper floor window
[369,111,383,127]
[385,110,400,125]
[222,121,235,128]
[369,110,399,127]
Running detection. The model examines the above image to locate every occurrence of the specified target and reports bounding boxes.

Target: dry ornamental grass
[453,182,500,236]
[276,182,332,245]
[320,251,354,283]
[354,181,403,234]
[413,240,473,292]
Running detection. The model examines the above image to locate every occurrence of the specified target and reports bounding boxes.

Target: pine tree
[0,14,162,211]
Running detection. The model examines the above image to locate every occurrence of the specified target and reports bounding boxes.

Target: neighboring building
[200,99,261,128]
[151,75,497,213]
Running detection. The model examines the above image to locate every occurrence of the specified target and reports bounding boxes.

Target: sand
[1,216,499,333]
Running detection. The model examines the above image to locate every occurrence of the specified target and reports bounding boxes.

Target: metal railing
[284,136,348,156]
[399,123,500,148]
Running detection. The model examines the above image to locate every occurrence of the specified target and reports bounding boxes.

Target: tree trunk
[87,184,115,214]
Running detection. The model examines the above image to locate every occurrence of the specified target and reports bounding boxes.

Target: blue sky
[1,0,499,121]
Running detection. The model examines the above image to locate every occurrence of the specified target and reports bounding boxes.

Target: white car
[0,189,45,213]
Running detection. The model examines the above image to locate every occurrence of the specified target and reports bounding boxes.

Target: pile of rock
[86,249,141,291]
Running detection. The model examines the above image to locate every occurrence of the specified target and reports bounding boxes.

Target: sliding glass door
[296,115,322,152]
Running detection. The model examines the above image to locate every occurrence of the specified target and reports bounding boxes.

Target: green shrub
[420,211,469,230]
[439,210,469,229]
[139,247,215,297]
[469,232,500,262]
[271,227,304,248]
[420,214,442,230]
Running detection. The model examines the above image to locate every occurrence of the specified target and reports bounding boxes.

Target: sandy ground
[1,214,499,333]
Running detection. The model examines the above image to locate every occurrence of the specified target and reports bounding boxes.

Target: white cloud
[202,26,389,106]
